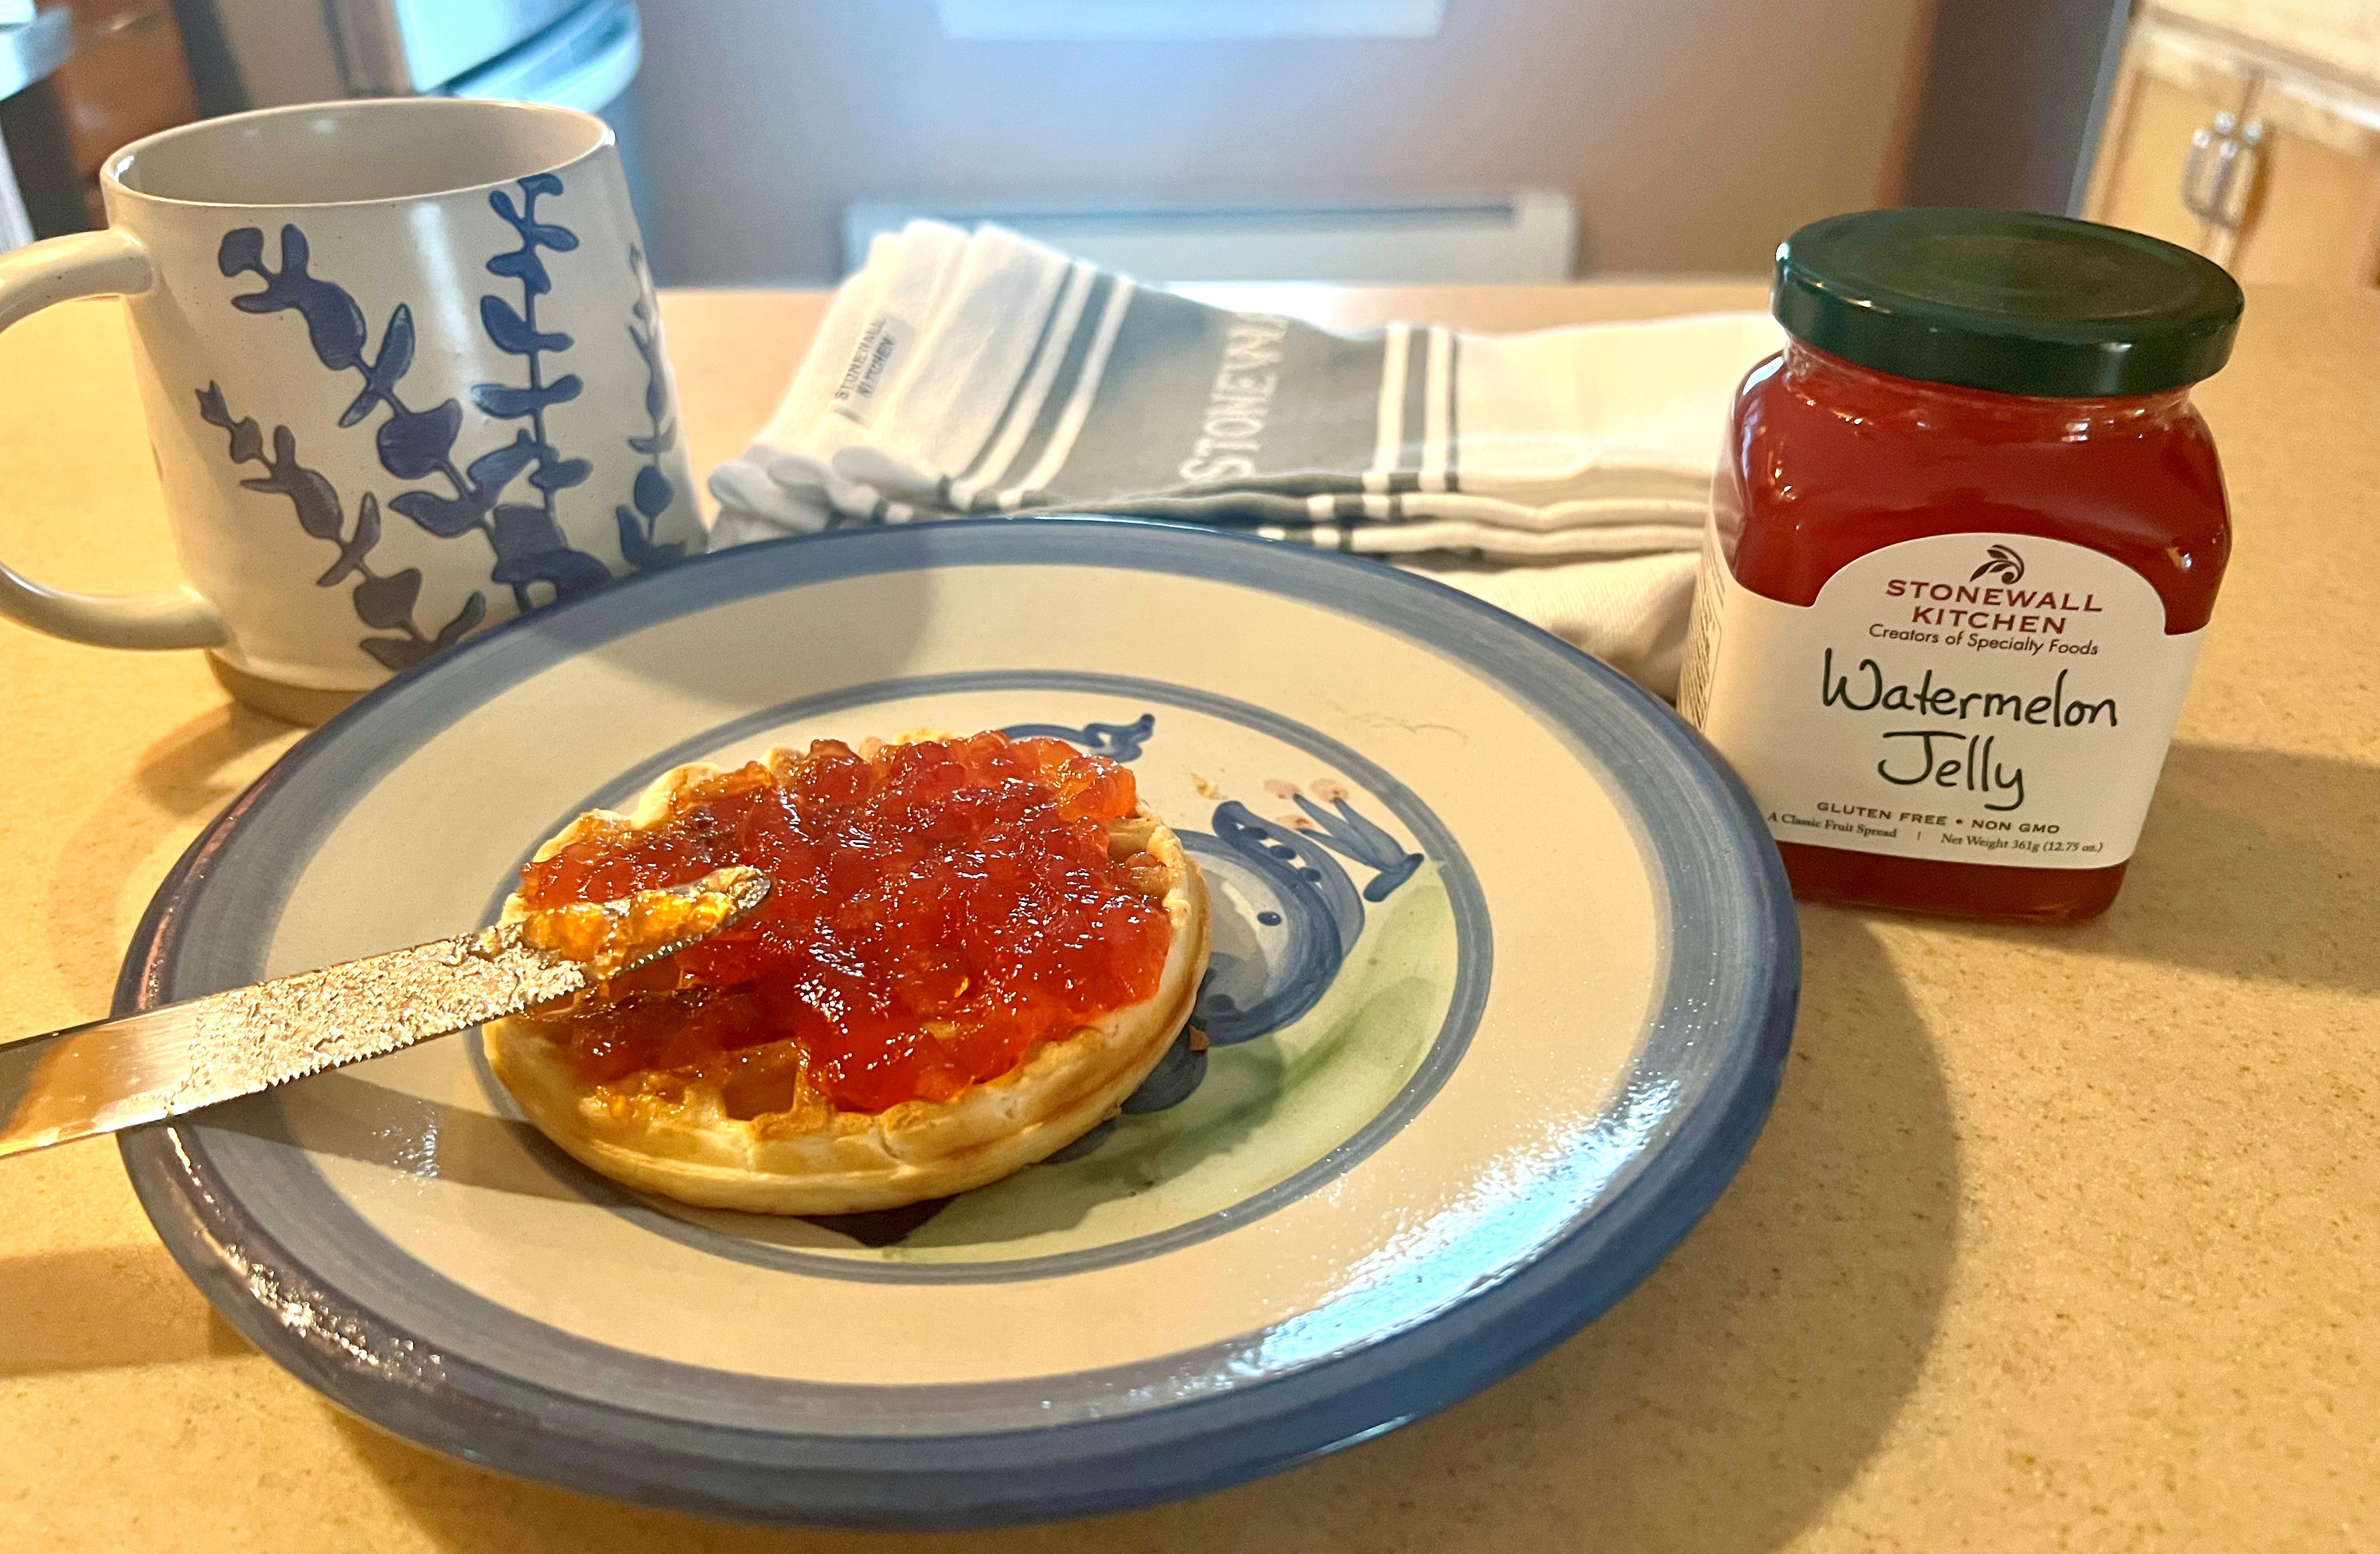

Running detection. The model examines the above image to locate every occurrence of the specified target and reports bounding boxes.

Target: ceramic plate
[119,519,1796,1527]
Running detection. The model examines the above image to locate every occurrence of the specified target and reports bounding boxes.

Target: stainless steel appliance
[175,0,655,260]
[0,8,72,249]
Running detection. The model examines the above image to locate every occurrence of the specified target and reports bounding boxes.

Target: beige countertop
[1,282,2373,1553]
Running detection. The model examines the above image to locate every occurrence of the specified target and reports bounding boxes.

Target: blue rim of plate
[115,518,1798,1529]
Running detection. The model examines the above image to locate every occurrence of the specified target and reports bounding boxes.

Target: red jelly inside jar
[1685,210,2244,923]
[515,733,1174,1113]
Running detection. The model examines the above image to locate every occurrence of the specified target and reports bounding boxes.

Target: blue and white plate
[119,520,1796,1528]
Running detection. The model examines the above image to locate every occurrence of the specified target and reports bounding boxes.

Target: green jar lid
[1773,208,2244,397]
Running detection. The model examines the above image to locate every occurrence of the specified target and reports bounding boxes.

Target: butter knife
[0,865,769,1160]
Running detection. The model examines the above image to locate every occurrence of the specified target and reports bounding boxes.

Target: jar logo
[1970,544,2025,585]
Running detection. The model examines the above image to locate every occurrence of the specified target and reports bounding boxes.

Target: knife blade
[0,864,770,1160]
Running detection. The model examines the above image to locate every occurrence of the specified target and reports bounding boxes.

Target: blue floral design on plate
[501,681,1488,1281]
[999,712,1155,760]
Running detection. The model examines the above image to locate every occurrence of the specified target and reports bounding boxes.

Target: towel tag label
[831,311,912,425]
[1683,528,2204,868]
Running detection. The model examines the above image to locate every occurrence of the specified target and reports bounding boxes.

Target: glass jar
[1679,209,2243,923]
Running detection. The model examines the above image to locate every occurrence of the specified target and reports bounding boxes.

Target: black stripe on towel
[982,272,1116,508]
[953,269,1077,488]
[1444,331,1461,493]
[1398,327,1431,479]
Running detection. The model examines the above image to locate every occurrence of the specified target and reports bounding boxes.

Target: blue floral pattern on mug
[197,172,686,672]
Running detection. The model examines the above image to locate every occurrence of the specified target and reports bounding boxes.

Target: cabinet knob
[2205,119,2264,232]
[2180,112,2240,221]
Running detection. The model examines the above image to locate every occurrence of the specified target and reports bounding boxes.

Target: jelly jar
[1679,208,2244,922]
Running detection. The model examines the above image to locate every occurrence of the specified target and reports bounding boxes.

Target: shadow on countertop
[329,909,1959,1554]
[40,701,293,1005]
[1937,742,2380,996]
[0,1240,252,1379]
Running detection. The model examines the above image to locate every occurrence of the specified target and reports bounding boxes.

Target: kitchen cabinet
[2085,17,2255,255]
[2085,4,2380,284]
[2227,65,2380,282]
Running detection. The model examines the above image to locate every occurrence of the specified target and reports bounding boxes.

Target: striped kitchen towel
[709,221,1781,696]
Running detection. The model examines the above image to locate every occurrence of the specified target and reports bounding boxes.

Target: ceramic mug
[0,98,703,722]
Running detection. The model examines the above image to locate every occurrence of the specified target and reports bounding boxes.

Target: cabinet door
[2224,73,2380,284]
[2084,22,2257,253]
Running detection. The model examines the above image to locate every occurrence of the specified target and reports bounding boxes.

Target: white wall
[635,0,1934,284]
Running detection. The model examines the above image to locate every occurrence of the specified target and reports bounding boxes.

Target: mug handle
[0,230,227,649]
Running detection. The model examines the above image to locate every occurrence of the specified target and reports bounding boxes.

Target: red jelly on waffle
[515,733,1174,1114]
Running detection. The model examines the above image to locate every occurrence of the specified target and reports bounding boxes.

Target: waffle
[485,749,1210,1215]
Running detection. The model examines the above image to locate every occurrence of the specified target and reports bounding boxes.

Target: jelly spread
[513,733,1173,1114]
[516,867,763,981]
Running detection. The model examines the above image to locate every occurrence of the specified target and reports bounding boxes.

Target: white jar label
[1679,530,2204,869]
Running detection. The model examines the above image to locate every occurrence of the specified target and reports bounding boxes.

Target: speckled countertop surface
[0,284,2371,1553]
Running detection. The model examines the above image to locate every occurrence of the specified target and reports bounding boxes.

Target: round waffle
[485,750,1209,1215]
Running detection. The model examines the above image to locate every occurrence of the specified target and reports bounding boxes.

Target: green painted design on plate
[874,863,1459,1264]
